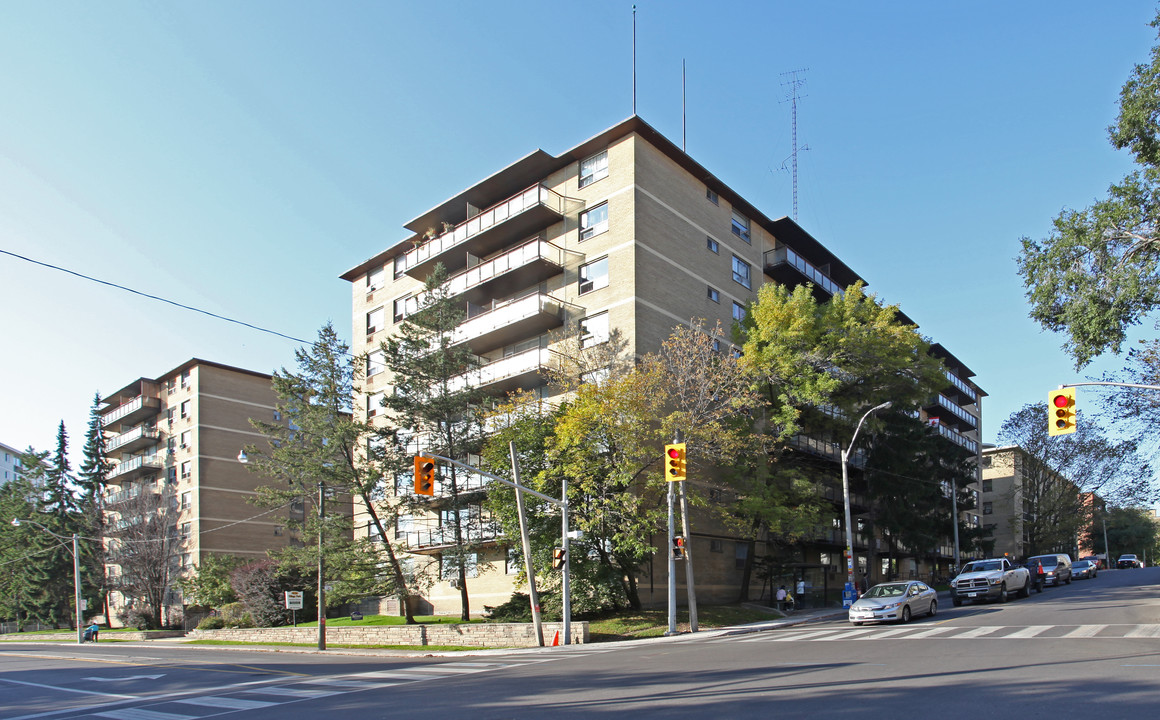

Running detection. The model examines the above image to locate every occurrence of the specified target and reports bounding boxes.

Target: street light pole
[840,401,892,605]
[317,479,326,651]
[11,518,84,644]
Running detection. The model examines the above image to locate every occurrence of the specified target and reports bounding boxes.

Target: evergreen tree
[78,392,112,620]
[382,265,487,622]
[0,477,41,629]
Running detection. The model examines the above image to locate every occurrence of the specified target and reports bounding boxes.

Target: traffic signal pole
[508,442,544,647]
[416,452,571,644]
[666,478,677,636]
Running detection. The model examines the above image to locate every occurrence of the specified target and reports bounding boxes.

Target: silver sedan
[848,581,938,625]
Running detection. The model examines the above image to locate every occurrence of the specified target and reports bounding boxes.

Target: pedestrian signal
[552,547,566,570]
[672,536,686,560]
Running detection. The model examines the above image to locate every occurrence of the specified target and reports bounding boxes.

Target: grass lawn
[586,604,783,642]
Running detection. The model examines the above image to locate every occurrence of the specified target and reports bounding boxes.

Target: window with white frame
[706,188,719,205]
[180,400,191,418]
[180,430,192,448]
[366,307,385,335]
[579,150,609,188]
[367,265,385,292]
[442,552,480,580]
[580,312,609,348]
[180,522,191,539]
[706,236,719,253]
[393,254,406,279]
[707,286,720,303]
[395,514,414,539]
[367,391,385,419]
[367,349,385,377]
[733,301,746,323]
[732,255,751,289]
[181,460,191,479]
[392,295,413,323]
[181,491,191,509]
[579,257,609,294]
[731,209,751,243]
[580,203,609,241]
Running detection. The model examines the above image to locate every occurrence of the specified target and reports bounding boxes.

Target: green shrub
[219,602,255,628]
[197,615,225,630]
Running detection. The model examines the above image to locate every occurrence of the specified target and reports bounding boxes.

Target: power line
[0,248,312,345]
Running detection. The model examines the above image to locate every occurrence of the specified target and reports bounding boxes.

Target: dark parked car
[1026,554,1072,586]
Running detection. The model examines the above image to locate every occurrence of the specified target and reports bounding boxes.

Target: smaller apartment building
[0,441,24,487]
[100,359,292,625]
[980,445,1081,561]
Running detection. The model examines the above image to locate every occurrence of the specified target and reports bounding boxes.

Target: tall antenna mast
[632,5,637,115]
[780,68,808,221]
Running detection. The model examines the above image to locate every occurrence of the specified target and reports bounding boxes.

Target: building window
[579,150,609,188]
[367,392,385,419]
[166,378,176,395]
[983,501,993,515]
[982,479,993,493]
[180,400,191,419]
[181,461,191,479]
[367,265,385,292]
[181,491,191,510]
[167,437,176,454]
[180,522,191,539]
[180,369,191,388]
[707,286,720,303]
[180,430,192,448]
[366,307,384,335]
[167,466,177,483]
[706,236,719,253]
[733,301,746,323]
[580,203,609,241]
[731,209,751,243]
[392,295,413,324]
[393,254,406,279]
[712,338,721,352]
[506,547,520,575]
[582,367,610,385]
[706,188,719,205]
[367,349,385,377]
[732,255,752,289]
[710,539,723,553]
[735,542,749,570]
[274,409,282,422]
[579,257,609,295]
[442,552,480,580]
[580,312,610,348]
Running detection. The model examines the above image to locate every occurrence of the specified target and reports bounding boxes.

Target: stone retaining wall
[187,621,587,648]
[0,630,184,642]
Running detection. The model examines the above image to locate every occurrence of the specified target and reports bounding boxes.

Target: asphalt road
[1,567,1157,719]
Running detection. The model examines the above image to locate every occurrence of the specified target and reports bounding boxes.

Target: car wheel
[998,583,1009,603]
[952,596,962,607]
[1018,580,1031,598]
[928,600,937,617]
[852,621,863,626]
[901,606,911,623]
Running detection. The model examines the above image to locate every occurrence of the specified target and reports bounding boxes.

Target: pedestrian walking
[776,585,787,611]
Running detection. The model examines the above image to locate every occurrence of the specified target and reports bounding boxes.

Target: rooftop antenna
[632,5,637,115]
[682,58,686,151]
[779,68,809,221]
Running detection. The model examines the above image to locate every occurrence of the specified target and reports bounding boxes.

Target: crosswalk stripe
[1006,626,1052,639]
[238,686,344,698]
[93,710,195,720]
[816,629,878,641]
[1062,625,1107,638]
[174,696,277,710]
[866,627,922,639]
[899,627,955,639]
[1125,624,1160,638]
[770,630,843,642]
[954,626,1006,638]
[298,679,393,689]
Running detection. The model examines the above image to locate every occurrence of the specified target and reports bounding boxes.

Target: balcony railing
[108,453,166,480]
[764,246,844,297]
[106,426,162,453]
[934,394,978,429]
[102,396,162,428]
[404,184,565,279]
[399,522,503,550]
[454,293,564,354]
[944,370,978,403]
[789,434,867,468]
[448,347,552,395]
[937,424,978,453]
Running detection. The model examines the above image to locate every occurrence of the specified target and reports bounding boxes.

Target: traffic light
[664,443,686,482]
[552,547,566,570]
[672,536,686,560]
[413,455,436,495]
[1047,388,1077,436]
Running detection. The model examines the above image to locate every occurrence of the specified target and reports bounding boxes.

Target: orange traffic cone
[552,631,560,646]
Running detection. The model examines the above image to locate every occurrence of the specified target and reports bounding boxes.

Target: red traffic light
[1053,394,1070,408]
[667,448,681,459]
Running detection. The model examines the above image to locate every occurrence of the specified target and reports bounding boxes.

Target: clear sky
[1,1,1156,469]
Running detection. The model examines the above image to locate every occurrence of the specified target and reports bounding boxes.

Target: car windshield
[1074,561,1090,568]
[963,561,1001,572]
[864,583,908,598]
[1120,555,1137,560]
[1030,556,1058,567]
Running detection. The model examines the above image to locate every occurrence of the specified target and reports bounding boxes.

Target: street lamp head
[10,518,20,527]
[875,401,893,412]
[237,449,249,464]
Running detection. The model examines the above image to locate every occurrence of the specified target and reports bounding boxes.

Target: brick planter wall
[186,621,587,648]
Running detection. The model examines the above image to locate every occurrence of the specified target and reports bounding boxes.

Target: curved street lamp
[10,518,84,644]
[841,401,892,606]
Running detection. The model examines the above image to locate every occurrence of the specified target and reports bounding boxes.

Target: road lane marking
[1005,626,1053,638]
[237,686,344,698]
[174,696,277,710]
[0,677,136,700]
[93,709,195,720]
[1062,624,1107,638]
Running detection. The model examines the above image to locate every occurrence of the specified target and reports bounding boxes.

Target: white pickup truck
[949,558,1032,606]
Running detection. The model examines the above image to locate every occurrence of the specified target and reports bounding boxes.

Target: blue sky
[1,1,1156,467]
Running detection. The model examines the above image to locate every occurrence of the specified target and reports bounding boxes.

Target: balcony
[102,396,162,430]
[403,184,565,280]
[106,426,162,454]
[447,239,565,306]
[764,246,844,299]
[399,522,503,552]
[454,294,564,355]
[108,453,165,481]
[449,347,553,396]
[789,434,867,469]
[936,424,979,454]
[927,394,978,432]
[943,370,978,404]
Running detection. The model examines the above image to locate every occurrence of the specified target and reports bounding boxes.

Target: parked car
[1072,559,1097,579]
[849,581,938,625]
[1026,554,1072,586]
[949,558,1033,605]
[1081,555,1105,570]
[1117,554,1143,569]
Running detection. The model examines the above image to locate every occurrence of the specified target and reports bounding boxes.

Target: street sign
[284,590,304,610]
